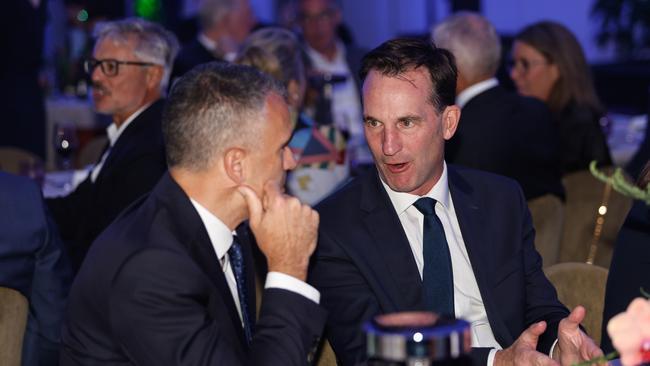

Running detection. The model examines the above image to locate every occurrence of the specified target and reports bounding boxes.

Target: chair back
[528,194,564,267]
[0,287,29,366]
[76,135,108,168]
[543,262,608,345]
[0,147,43,175]
[560,169,633,267]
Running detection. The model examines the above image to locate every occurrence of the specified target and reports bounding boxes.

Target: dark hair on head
[163,62,285,171]
[360,37,457,113]
[515,21,602,115]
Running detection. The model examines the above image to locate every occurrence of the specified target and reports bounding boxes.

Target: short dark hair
[163,62,285,171]
[360,37,457,113]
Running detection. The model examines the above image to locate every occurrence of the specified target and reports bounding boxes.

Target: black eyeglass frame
[83,58,156,77]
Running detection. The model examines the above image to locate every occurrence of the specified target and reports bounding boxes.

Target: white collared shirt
[455,78,499,109]
[90,102,152,182]
[381,162,501,364]
[189,199,320,326]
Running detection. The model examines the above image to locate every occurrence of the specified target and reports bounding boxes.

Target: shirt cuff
[549,339,558,358]
[264,271,320,304]
[487,348,497,366]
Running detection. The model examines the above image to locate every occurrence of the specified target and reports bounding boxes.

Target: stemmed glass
[53,122,79,170]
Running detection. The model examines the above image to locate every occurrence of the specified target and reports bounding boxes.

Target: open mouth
[386,162,409,173]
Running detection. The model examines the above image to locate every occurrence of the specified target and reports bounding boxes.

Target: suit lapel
[155,174,248,347]
[447,167,514,346]
[360,171,424,311]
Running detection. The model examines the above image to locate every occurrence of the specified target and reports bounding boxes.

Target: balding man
[47,18,179,273]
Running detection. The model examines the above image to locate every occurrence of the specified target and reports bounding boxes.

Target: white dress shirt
[189,199,320,325]
[90,103,152,182]
[381,162,502,365]
[455,78,499,109]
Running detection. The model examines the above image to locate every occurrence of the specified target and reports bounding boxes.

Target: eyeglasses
[508,58,549,73]
[84,58,156,77]
[299,9,336,24]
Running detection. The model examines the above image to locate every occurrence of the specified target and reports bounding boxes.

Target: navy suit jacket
[446,85,564,201]
[309,165,569,365]
[0,172,72,366]
[47,99,167,273]
[60,173,326,365]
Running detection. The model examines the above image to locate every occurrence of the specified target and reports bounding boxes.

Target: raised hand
[494,321,559,366]
[238,180,319,281]
[554,306,605,366]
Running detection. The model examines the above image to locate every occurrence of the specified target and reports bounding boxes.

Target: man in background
[297,0,372,170]
[432,12,564,202]
[0,172,71,366]
[172,0,255,80]
[47,18,179,273]
[61,62,326,365]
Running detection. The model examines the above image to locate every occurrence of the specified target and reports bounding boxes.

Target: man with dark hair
[60,62,326,365]
[309,38,602,366]
[47,18,179,273]
[432,12,564,202]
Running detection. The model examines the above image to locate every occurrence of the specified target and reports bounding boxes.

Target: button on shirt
[381,162,501,365]
[189,199,320,326]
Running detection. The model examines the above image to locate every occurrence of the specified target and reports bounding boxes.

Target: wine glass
[53,122,79,170]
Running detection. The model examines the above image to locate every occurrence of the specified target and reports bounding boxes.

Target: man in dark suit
[432,12,564,201]
[47,18,179,273]
[309,38,602,366]
[60,63,326,365]
[172,0,255,81]
[0,172,72,366]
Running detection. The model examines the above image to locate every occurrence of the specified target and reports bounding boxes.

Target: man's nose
[382,128,402,156]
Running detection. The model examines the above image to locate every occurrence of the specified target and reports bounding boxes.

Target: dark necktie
[413,197,455,316]
[228,236,253,344]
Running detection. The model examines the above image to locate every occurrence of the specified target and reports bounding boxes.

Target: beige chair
[0,146,43,175]
[559,169,632,267]
[0,287,29,366]
[543,262,608,345]
[76,135,108,168]
[528,194,564,267]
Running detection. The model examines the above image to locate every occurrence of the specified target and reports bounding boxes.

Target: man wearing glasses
[47,18,179,274]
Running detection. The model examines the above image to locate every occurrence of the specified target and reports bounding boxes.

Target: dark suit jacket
[47,99,167,273]
[446,85,564,201]
[60,173,326,365]
[600,200,650,353]
[309,165,569,365]
[171,38,222,81]
[0,172,72,366]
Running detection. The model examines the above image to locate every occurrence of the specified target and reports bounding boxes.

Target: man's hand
[238,181,319,281]
[554,306,605,366]
[494,321,559,366]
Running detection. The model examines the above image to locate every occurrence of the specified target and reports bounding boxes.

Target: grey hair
[199,0,236,30]
[94,18,179,92]
[236,27,306,91]
[163,62,286,171]
[432,11,501,84]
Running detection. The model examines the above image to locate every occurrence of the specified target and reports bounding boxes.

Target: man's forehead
[94,35,137,54]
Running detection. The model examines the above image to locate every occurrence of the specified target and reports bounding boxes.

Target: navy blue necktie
[413,197,455,316]
[228,236,253,344]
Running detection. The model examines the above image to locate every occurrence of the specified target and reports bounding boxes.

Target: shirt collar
[105,102,152,147]
[456,78,498,109]
[198,32,218,53]
[189,198,235,261]
[305,40,345,65]
[381,161,451,214]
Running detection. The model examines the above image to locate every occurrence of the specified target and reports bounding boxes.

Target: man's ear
[223,147,247,184]
[441,105,460,141]
[146,65,164,90]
